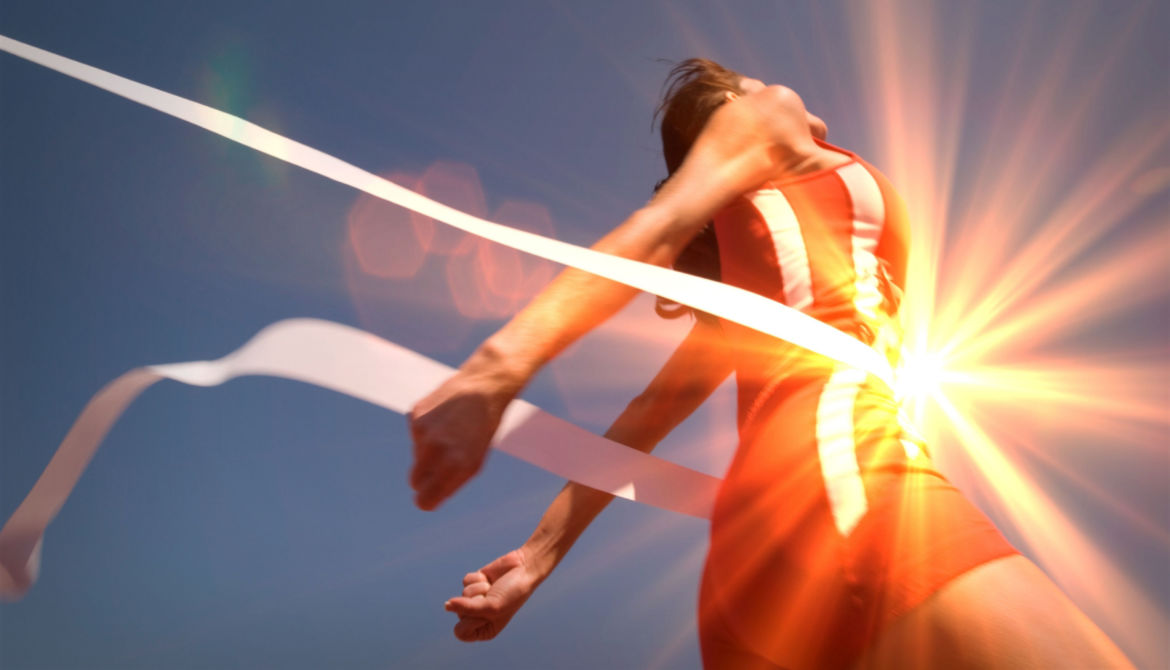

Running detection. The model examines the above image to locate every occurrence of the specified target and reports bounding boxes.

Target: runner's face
[734,77,829,140]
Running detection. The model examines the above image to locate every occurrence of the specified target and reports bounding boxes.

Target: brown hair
[653,58,743,320]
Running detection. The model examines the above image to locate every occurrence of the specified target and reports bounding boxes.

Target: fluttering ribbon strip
[0,35,893,387]
[0,35,894,599]
[0,319,722,600]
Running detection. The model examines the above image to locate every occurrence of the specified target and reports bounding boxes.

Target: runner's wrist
[518,540,559,584]
[459,336,531,401]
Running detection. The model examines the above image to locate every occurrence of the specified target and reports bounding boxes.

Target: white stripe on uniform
[836,163,886,321]
[816,366,869,536]
[749,189,814,310]
[818,163,887,536]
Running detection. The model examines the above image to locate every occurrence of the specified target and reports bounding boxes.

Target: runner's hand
[445,549,541,642]
[408,369,510,510]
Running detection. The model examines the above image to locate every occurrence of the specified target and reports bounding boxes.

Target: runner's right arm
[444,318,733,641]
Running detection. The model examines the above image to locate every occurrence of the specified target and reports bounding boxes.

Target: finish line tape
[0,319,720,599]
[0,35,892,599]
[0,35,892,386]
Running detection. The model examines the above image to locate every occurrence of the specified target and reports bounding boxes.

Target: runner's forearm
[458,115,787,399]
[519,321,733,580]
[520,394,670,580]
[462,205,700,398]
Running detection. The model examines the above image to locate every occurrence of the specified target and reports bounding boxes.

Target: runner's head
[656,58,745,175]
[652,60,830,321]
[655,61,829,177]
[653,59,744,321]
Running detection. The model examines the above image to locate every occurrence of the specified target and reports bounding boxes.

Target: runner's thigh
[851,555,1135,669]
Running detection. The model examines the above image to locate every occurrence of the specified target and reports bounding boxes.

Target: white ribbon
[0,35,892,387]
[0,35,894,599]
[0,319,721,600]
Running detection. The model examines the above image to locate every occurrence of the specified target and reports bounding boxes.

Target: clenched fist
[408,365,515,510]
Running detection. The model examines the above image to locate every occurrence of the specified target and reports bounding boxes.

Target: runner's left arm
[408,84,816,511]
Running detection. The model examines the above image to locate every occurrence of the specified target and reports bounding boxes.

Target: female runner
[409,60,1133,669]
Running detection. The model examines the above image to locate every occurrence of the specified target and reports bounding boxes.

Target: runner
[410,59,1133,669]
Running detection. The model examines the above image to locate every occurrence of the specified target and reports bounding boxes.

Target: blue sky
[2,1,1167,668]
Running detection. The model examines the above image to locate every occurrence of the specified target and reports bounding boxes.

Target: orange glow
[332,5,1165,662]
[546,4,1168,667]
[446,200,561,320]
[843,2,1169,665]
[343,165,480,351]
[345,162,569,340]
[444,241,497,320]
[347,170,433,278]
[490,200,558,305]
[413,161,485,256]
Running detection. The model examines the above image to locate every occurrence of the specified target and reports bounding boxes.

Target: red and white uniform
[698,141,1017,669]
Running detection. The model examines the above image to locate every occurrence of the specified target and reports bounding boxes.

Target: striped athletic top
[713,140,910,431]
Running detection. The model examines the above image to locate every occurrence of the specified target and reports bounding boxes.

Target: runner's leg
[851,554,1135,669]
